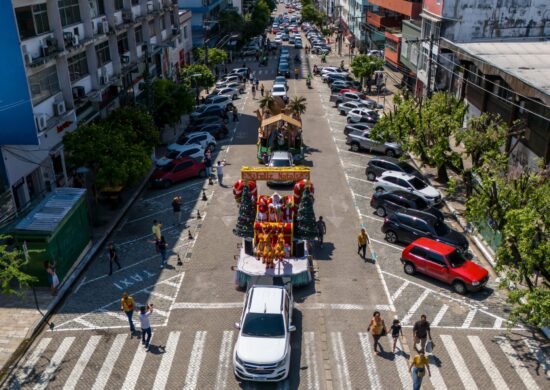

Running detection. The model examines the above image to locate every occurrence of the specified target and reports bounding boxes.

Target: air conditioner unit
[22,45,32,65]
[54,101,66,116]
[100,74,109,85]
[35,114,48,131]
[114,13,122,25]
[64,31,73,46]
[72,35,79,46]
[72,86,86,99]
[121,55,130,64]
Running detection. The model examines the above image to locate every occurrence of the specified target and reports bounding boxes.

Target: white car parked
[374,171,442,205]
[271,85,289,102]
[233,284,295,382]
[156,144,205,167]
[170,131,217,151]
[321,67,348,75]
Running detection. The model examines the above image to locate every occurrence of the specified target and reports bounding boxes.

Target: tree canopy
[0,236,37,295]
[350,55,385,85]
[180,64,216,89]
[219,9,244,35]
[152,79,195,128]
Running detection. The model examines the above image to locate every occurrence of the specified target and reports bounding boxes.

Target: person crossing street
[357,228,370,259]
[316,216,326,247]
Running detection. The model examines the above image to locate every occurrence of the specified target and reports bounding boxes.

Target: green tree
[151,79,195,129]
[243,0,270,39]
[295,187,317,240]
[208,48,228,68]
[180,64,216,89]
[350,54,384,87]
[233,185,256,238]
[219,10,244,34]
[192,47,204,63]
[259,92,276,112]
[288,96,307,119]
[301,4,318,23]
[0,236,37,295]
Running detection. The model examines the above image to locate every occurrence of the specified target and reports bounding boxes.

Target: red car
[337,88,360,94]
[401,238,489,294]
[151,157,206,188]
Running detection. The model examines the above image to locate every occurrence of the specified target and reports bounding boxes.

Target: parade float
[231,166,316,289]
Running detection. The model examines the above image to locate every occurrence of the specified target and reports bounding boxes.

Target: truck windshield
[242,313,285,337]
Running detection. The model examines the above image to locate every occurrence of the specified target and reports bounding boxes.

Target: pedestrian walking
[367,311,387,355]
[107,242,121,275]
[139,303,154,348]
[409,351,431,390]
[44,261,59,296]
[157,236,168,268]
[232,106,239,122]
[204,152,212,178]
[412,314,433,353]
[316,216,327,247]
[216,161,224,186]
[152,220,162,241]
[255,78,259,88]
[249,72,254,83]
[260,83,265,96]
[390,318,404,353]
[120,292,136,333]
[357,228,370,258]
[171,196,182,225]
[251,84,257,99]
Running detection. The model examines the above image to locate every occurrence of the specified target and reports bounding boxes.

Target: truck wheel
[453,280,466,295]
[376,206,386,217]
[385,149,395,157]
[350,143,360,152]
[385,230,398,243]
[367,172,376,181]
[404,262,416,275]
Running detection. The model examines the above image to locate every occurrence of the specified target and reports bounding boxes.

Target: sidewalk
[0,116,189,376]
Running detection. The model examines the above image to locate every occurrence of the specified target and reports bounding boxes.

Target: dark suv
[186,116,224,132]
[370,190,444,219]
[381,209,468,251]
[366,156,422,181]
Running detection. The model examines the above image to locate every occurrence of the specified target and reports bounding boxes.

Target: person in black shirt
[316,216,327,248]
[412,314,433,353]
[390,318,403,353]
[107,242,121,275]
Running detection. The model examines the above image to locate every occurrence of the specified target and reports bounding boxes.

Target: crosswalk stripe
[63,335,102,390]
[440,335,479,390]
[331,332,352,390]
[495,336,541,390]
[10,337,52,389]
[74,317,96,328]
[214,331,234,390]
[99,308,129,322]
[91,333,127,390]
[467,336,509,389]
[146,290,176,301]
[358,333,382,390]
[121,338,150,389]
[431,304,449,327]
[461,309,477,328]
[493,317,503,329]
[388,336,412,389]
[304,332,320,390]
[153,331,181,389]
[390,281,409,302]
[33,337,75,390]
[183,331,207,390]
[427,354,448,390]
[401,289,430,325]
[161,280,179,288]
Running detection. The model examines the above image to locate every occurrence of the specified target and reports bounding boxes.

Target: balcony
[366,11,402,29]
[368,0,422,18]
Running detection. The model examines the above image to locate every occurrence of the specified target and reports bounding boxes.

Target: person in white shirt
[139,304,153,348]
[216,161,224,186]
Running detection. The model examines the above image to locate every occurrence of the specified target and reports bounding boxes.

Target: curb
[0,166,155,385]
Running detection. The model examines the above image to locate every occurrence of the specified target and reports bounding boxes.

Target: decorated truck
[231,167,316,289]
[257,114,304,164]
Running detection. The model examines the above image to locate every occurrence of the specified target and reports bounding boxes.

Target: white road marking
[91,334,127,390]
[183,331,207,390]
[146,289,176,302]
[467,335,509,390]
[495,336,541,390]
[461,309,477,328]
[401,289,430,325]
[33,337,75,390]
[215,331,234,390]
[99,308,130,322]
[352,192,370,199]
[427,353,448,390]
[358,333,382,390]
[330,332,352,390]
[122,337,150,390]
[390,281,409,302]
[431,304,449,327]
[74,317,96,329]
[359,213,384,223]
[370,238,402,251]
[493,317,503,329]
[173,302,243,309]
[304,332,320,390]
[440,335,479,390]
[10,338,52,389]
[161,280,180,288]
[347,175,373,184]
[523,338,550,378]
[74,277,86,293]
[388,336,412,389]
[141,181,204,202]
[63,335,101,390]
[153,331,181,389]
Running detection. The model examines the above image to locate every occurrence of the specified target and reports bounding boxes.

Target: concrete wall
[442,0,550,42]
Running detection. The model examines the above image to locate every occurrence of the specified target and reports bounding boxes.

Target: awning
[261,113,301,128]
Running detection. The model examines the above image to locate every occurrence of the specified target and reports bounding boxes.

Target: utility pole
[426,34,434,99]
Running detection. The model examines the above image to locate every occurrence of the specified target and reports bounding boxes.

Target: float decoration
[294,187,317,240]
[233,186,256,238]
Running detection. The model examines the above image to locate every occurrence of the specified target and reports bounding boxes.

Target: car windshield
[409,177,427,190]
[166,151,180,159]
[433,221,450,235]
[399,162,417,174]
[270,159,291,167]
[273,86,285,93]
[447,250,467,268]
[242,313,285,337]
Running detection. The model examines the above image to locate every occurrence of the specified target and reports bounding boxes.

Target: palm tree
[259,92,276,112]
[288,96,307,119]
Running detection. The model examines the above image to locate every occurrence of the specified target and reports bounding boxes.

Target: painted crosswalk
[7,330,547,389]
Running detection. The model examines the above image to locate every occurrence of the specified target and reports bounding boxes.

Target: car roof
[169,143,202,151]
[380,171,415,180]
[248,286,285,314]
[396,208,438,224]
[409,237,456,255]
[369,156,400,164]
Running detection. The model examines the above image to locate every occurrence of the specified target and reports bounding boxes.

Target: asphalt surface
[4,6,549,390]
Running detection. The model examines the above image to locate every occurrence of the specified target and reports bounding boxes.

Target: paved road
[5,7,549,390]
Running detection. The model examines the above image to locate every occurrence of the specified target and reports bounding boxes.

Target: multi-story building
[347,0,368,52]
[0,0,185,222]
[179,0,230,46]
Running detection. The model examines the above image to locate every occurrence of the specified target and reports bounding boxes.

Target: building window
[59,0,81,27]
[135,26,143,44]
[96,41,111,66]
[68,52,89,81]
[114,0,124,11]
[28,66,60,104]
[183,25,187,39]
[117,32,129,54]
[15,4,50,39]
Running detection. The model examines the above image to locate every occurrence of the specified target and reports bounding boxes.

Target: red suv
[401,238,489,294]
[151,157,205,188]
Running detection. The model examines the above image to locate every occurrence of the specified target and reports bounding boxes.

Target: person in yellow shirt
[152,219,162,241]
[409,351,431,390]
[120,292,136,333]
[357,228,370,258]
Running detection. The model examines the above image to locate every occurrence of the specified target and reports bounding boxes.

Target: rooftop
[441,39,550,105]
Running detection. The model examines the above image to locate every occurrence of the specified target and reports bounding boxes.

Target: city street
[4,8,549,390]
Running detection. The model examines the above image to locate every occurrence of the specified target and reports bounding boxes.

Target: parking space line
[461,309,477,328]
[359,213,384,223]
[390,281,409,302]
[401,289,430,325]
[73,318,95,329]
[440,335,479,390]
[346,175,373,184]
[431,304,449,327]
[63,336,101,390]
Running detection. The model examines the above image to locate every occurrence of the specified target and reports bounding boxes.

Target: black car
[186,116,224,132]
[344,122,375,135]
[366,156,423,181]
[190,106,225,121]
[381,209,469,251]
[370,190,445,220]
[189,123,229,139]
